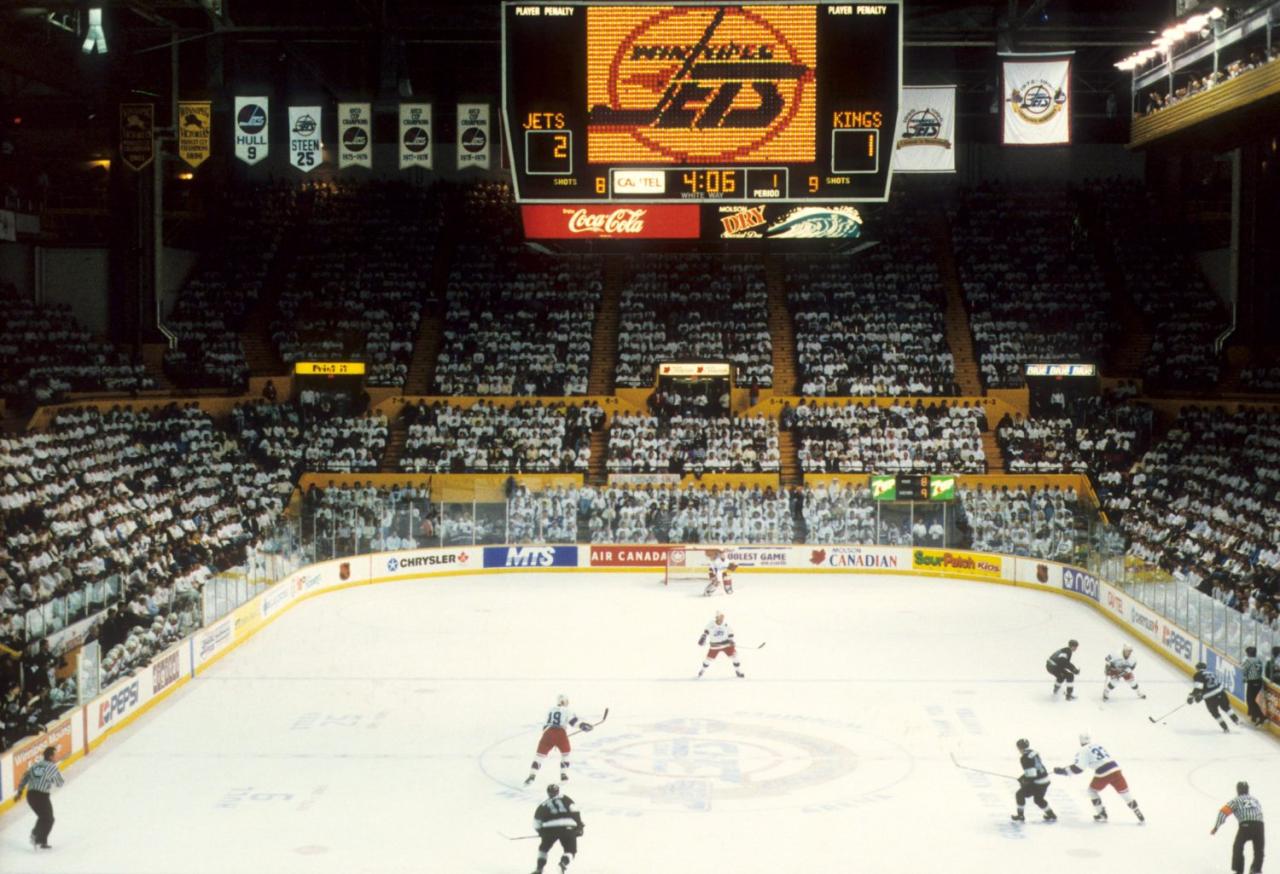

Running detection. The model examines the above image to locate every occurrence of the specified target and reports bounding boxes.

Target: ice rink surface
[2,571,1276,874]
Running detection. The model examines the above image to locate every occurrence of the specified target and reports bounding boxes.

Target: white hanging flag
[399,103,433,170]
[1002,55,1072,145]
[338,103,372,169]
[234,96,269,165]
[456,103,491,170]
[288,105,323,172]
[892,86,957,173]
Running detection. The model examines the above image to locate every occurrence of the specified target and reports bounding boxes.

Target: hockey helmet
[1238,781,1250,795]
[557,694,569,707]
[1121,644,1133,656]
[715,611,725,622]
[1015,738,1030,751]
[546,784,560,797]
[1078,732,1091,745]
[1068,639,1079,649]
[1196,661,1208,671]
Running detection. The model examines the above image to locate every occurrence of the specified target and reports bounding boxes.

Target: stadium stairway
[587,426,610,486]
[931,218,984,396]
[764,256,798,395]
[778,430,802,486]
[980,430,1006,473]
[139,342,175,392]
[586,256,623,396]
[402,207,457,395]
[381,415,409,471]
[240,221,311,378]
[1084,210,1152,381]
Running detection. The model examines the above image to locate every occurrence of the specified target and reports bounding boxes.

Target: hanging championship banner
[456,102,491,170]
[119,103,155,172]
[338,102,372,169]
[1002,54,1072,145]
[234,96,270,165]
[288,105,323,172]
[399,103,433,170]
[177,101,212,168]
[892,86,956,173]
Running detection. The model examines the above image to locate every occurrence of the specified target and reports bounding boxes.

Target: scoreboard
[502,2,902,204]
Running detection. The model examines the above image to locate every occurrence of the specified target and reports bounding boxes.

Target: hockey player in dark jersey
[532,784,583,874]
[1046,640,1080,700]
[1189,661,1244,733]
[1011,738,1057,823]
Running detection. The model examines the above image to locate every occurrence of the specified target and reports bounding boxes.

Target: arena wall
[2,542,1270,815]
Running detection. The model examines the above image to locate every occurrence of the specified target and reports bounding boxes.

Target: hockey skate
[1093,809,1108,822]
[1010,812,1025,823]
[1065,690,1077,701]
[524,775,536,786]
[735,670,745,678]
[1043,810,1058,823]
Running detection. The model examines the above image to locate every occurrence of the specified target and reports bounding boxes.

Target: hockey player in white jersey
[697,611,744,678]
[703,550,736,597]
[1053,733,1145,823]
[1103,644,1146,701]
[524,695,593,786]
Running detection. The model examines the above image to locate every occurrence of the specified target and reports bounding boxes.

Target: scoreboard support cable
[501,1,903,205]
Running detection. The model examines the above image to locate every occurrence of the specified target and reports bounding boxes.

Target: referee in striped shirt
[14,746,64,850]
[1212,780,1264,874]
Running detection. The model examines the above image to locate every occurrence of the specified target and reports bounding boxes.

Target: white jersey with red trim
[1072,742,1119,775]
[541,706,580,731]
[702,619,735,650]
[1105,653,1137,676]
[709,556,729,582]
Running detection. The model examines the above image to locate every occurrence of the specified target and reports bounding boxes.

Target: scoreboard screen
[502,2,902,204]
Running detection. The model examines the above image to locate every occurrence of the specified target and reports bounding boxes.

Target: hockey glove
[579,722,593,732]
[1187,694,1196,705]
[1053,767,1069,776]
[728,564,740,572]
[574,825,585,837]
[698,635,707,646]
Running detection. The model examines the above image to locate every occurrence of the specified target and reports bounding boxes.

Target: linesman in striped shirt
[14,746,65,850]
[1212,781,1264,874]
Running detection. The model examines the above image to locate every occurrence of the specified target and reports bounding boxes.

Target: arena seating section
[4,176,1272,751]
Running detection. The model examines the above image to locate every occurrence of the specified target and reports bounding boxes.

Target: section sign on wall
[892,86,956,173]
[338,102,372,169]
[288,105,323,172]
[399,103,433,170]
[234,96,270,165]
[457,103,491,170]
[1002,54,1072,145]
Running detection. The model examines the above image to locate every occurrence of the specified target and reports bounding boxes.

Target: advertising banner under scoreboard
[338,103,372,169]
[288,105,323,172]
[399,103,433,170]
[234,96,270,165]
[457,103,491,170]
[1002,54,1072,145]
[893,86,956,173]
[521,204,700,239]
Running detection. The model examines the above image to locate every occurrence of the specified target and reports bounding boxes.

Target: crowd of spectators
[271,182,439,387]
[399,400,602,473]
[0,282,156,408]
[950,186,1111,389]
[786,400,987,473]
[165,184,301,390]
[302,483,433,558]
[616,254,772,388]
[788,201,955,396]
[232,398,387,474]
[0,403,293,747]
[1105,407,1280,616]
[997,396,1153,473]
[1241,366,1280,393]
[958,484,1085,562]
[1141,46,1280,116]
[607,412,780,474]
[1085,179,1224,390]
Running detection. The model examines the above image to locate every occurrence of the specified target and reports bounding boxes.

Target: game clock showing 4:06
[502,1,902,204]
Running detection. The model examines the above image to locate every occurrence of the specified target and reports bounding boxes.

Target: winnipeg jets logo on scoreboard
[586,5,816,164]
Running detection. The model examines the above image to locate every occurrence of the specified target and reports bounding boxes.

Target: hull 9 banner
[892,86,955,173]
[1002,54,1072,145]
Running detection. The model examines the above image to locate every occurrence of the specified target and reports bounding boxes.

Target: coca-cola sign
[521,204,700,239]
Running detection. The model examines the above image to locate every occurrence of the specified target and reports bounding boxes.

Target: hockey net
[664,547,730,586]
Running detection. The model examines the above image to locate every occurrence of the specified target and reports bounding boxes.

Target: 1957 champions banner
[586,5,817,165]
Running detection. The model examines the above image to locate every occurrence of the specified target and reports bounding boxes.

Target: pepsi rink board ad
[502,2,902,205]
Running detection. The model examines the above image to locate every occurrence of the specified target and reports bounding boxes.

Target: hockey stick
[499,832,540,841]
[949,752,1019,781]
[1148,701,1189,724]
[568,707,609,737]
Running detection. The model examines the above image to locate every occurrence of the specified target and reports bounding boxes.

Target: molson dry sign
[586,5,817,165]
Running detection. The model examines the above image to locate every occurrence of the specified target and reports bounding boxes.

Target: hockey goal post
[664,546,732,586]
